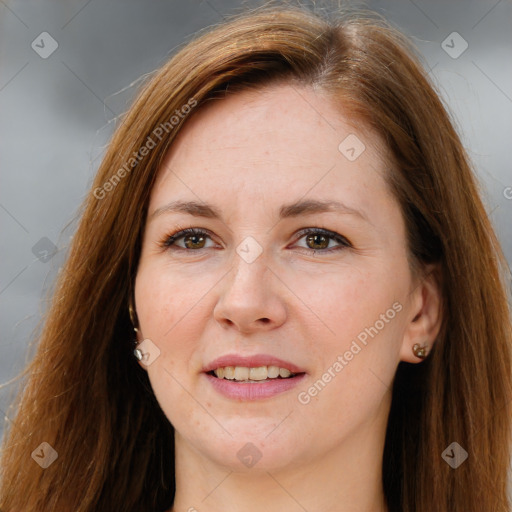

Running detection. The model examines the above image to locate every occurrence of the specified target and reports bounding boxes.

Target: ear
[400,264,443,363]
[129,301,148,371]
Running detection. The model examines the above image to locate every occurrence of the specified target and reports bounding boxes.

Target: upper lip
[203,354,306,374]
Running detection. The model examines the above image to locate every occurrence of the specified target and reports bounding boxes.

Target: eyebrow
[150,199,370,224]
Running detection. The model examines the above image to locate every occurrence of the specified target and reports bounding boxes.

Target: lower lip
[204,372,306,400]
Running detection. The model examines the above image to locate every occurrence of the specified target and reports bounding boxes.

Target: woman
[0,3,510,511]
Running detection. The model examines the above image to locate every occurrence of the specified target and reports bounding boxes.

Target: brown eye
[182,233,207,249]
[161,227,351,255]
[305,233,330,250]
[162,228,213,251]
[294,228,351,254]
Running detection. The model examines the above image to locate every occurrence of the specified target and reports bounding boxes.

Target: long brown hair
[1,3,511,511]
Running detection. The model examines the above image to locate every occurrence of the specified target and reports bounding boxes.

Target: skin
[134,83,442,512]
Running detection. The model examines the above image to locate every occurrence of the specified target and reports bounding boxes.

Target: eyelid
[159,225,352,253]
[292,227,352,249]
[159,226,217,249]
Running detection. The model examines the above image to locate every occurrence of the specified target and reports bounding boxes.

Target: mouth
[206,365,304,383]
[202,354,307,400]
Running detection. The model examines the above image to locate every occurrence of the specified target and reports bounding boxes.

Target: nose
[213,247,287,334]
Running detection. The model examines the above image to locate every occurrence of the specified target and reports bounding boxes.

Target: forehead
[151,83,389,218]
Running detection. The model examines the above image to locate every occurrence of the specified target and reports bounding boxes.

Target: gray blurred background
[0,0,511,459]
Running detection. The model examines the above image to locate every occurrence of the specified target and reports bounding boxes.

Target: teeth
[212,365,298,381]
[234,367,249,380]
[267,366,280,378]
[223,366,235,379]
[249,366,268,380]
[279,368,291,378]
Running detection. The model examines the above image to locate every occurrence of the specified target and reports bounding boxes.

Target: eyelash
[159,226,352,255]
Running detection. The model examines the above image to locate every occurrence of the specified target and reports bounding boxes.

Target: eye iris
[184,234,206,249]
[170,230,341,251]
[306,233,329,250]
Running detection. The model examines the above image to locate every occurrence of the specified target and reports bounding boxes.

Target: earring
[128,302,139,333]
[413,343,429,359]
[128,300,143,360]
[134,347,144,361]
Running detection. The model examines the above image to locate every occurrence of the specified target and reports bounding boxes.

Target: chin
[190,428,304,473]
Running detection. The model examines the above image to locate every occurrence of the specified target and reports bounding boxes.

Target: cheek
[134,266,207,427]
[135,261,208,337]
[296,265,399,348]
[290,292,400,461]
[134,264,206,382]
[296,266,405,407]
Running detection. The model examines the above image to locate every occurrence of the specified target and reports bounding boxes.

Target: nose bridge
[228,234,270,294]
[213,233,287,331]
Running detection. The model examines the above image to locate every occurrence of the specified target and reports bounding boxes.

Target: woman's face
[134,83,428,472]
